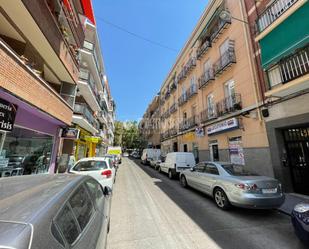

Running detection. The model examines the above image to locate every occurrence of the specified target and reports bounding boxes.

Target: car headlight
[294,203,309,213]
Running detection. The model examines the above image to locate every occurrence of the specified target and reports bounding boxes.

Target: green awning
[260,2,309,69]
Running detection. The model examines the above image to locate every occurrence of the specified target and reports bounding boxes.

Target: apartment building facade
[140,96,161,149]
[0,0,84,175]
[142,0,274,176]
[244,0,309,194]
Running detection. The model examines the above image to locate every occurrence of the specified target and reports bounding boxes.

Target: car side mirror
[103,186,112,196]
[190,167,195,172]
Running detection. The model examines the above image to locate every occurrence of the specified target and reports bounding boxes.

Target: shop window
[0,127,53,177]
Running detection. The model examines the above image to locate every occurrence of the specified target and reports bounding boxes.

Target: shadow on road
[129,158,306,249]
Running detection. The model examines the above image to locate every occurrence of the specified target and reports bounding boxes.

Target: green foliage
[113,121,143,149]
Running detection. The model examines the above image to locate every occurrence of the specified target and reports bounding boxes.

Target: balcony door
[224,80,235,109]
[219,39,229,56]
[204,60,211,73]
[207,93,215,118]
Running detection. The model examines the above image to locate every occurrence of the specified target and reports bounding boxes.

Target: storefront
[0,89,64,177]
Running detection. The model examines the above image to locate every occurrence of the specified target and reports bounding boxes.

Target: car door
[186,163,206,191]
[85,179,110,249]
[200,163,220,195]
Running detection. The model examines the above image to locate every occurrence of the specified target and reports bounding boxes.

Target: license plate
[262,188,277,194]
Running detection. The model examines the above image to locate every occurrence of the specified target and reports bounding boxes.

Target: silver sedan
[179,161,285,210]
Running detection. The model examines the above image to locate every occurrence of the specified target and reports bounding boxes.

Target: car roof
[76,157,110,162]
[0,174,86,224]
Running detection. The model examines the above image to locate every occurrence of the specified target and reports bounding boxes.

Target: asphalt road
[106,158,306,249]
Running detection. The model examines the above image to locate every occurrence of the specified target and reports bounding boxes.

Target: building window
[0,127,53,177]
[207,93,215,118]
[267,65,282,88]
[224,79,235,108]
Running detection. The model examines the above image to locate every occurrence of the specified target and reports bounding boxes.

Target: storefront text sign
[195,126,205,137]
[0,98,18,132]
[207,118,239,135]
[229,139,245,165]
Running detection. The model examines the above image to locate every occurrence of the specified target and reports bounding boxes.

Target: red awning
[63,0,72,11]
[81,0,96,25]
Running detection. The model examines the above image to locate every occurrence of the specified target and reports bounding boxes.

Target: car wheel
[168,170,174,179]
[214,188,231,210]
[180,175,187,188]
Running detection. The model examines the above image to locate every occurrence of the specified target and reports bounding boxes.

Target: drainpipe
[238,0,263,122]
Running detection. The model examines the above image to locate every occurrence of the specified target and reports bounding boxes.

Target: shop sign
[62,128,80,139]
[85,136,100,143]
[229,138,245,165]
[207,118,239,135]
[0,98,18,132]
[195,126,205,137]
[183,132,195,142]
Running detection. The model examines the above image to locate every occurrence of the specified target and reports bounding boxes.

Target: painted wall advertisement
[0,98,18,132]
[229,138,245,165]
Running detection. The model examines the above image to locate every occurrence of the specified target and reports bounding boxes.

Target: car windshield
[73,160,107,171]
[221,164,258,176]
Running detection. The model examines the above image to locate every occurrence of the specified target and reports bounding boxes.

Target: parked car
[180,161,285,210]
[0,174,112,249]
[69,157,116,189]
[131,151,140,159]
[104,154,119,170]
[159,152,195,179]
[291,202,309,246]
[123,152,129,157]
[141,149,161,165]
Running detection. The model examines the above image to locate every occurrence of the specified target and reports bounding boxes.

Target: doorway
[209,143,219,161]
[283,127,309,195]
[184,144,188,152]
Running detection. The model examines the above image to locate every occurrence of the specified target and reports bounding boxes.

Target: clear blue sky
[92,0,208,121]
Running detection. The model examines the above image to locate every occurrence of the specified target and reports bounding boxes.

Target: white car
[141,148,161,165]
[159,152,196,179]
[69,157,116,189]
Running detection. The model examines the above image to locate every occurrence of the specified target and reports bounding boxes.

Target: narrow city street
[107,158,306,249]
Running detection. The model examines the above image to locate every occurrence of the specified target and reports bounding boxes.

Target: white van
[141,149,161,165]
[159,152,196,179]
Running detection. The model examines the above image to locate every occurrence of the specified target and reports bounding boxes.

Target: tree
[113,121,143,150]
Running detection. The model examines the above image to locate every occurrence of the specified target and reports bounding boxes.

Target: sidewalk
[278,193,309,215]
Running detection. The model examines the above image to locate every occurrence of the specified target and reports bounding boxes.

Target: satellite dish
[219,10,231,21]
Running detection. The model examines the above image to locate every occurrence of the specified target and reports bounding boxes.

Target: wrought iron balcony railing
[170,103,178,114]
[214,43,236,76]
[187,83,198,99]
[200,107,217,123]
[178,93,188,106]
[216,93,242,117]
[267,45,309,89]
[197,40,211,60]
[198,68,215,89]
[210,16,232,43]
[179,116,198,132]
[257,0,299,33]
[74,103,100,130]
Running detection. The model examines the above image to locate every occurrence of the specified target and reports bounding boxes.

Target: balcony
[79,68,101,111]
[164,90,171,100]
[187,84,198,99]
[163,110,171,119]
[210,16,232,43]
[170,103,178,114]
[257,0,299,33]
[184,57,197,75]
[214,42,236,76]
[198,68,215,89]
[200,107,217,123]
[176,70,187,83]
[179,116,198,132]
[266,45,309,96]
[197,40,211,60]
[170,81,177,93]
[216,93,242,117]
[178,93,188,106]
[80,40,102,82]
[73,103,100,134]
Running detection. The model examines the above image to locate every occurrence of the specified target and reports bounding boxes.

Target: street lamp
[219,10,248,25]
